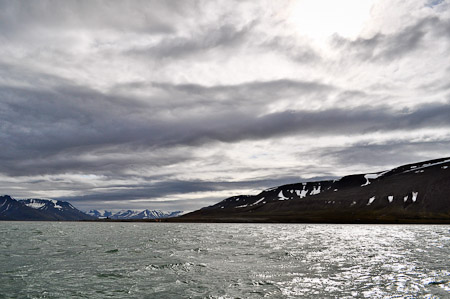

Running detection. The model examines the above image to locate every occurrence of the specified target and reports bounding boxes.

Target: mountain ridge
[86,209,184,219]
[0,196,95,221]
[0,196,184,221]
[175,156,450,223]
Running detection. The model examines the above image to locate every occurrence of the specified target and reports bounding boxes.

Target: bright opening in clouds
[0,0,449,212]
[288,0,375,41]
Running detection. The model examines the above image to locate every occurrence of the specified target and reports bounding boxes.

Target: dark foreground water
[0,223,449,298]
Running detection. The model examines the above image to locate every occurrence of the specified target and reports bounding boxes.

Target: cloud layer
[1,0,449,211]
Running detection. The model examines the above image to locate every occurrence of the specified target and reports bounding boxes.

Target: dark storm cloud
[2,66,450,177]
[1,74,337,174]
[0,76,328,158]
[333,16,450,62]
[160,102,450,147]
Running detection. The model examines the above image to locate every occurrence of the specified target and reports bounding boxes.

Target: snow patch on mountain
[251,197,265,206]
[50,199,63,210]
[361,171,389,186]
[412,192,418,202]
[25,201,46,209]
[278,191,288,200]
[23,199,66,211]
[404,159,450,173]
[235,204,248,208]
[310,186,321,195]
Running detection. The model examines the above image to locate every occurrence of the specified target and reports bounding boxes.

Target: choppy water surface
[0,223,449,298]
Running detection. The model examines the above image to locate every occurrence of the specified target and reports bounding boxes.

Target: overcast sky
[1,0,449,212]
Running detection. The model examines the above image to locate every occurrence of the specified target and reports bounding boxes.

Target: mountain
[86,209,184,219]
[20,198,95,221]
[0,195,50,220]
[0,196,95,221]
[178,157,450,223]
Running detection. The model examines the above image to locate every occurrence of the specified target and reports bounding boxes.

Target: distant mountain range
[177,157,450,223]
[86,209,184,220]
[0,196,183,221]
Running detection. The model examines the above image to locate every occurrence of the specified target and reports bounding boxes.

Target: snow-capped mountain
[19,198,94,220]
[0,196,94,221]
[180,156,450,223]
[86,209,184,219]
[0,195,44,220]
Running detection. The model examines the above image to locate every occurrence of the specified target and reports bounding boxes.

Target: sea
[0,222,449,298]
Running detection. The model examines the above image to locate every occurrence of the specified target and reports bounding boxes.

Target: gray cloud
[127,22,256,59]
[323,140,450,170]
[333,16,450,62]
[0,0,194,36]
[2,72,450,177]
[261,35,320,63]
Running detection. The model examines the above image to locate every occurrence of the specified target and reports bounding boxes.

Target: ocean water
[0,223,449,299]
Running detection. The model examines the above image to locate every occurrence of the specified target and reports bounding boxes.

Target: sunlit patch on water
[0,222,448,298]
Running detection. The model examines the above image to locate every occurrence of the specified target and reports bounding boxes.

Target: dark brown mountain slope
[176,157,450,223]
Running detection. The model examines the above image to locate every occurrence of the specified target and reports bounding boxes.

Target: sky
[1,0,450,212]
